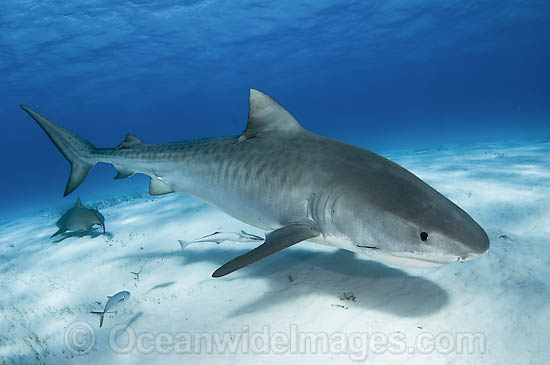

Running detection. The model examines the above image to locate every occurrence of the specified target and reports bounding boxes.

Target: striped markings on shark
[51,198,105,238]
[178,230,264,250]
[22,89,490,277]
[90,291,131,328]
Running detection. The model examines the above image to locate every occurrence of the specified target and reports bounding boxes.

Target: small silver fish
[90,291,131,328]
[178,230,264,250]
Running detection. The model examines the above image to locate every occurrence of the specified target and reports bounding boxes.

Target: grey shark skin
[51,198,105,238]
[178,230,264,250]
[90,291,130,328]
[21,89,489,276]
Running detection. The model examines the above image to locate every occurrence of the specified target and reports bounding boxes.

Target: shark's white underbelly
[157,165,307,232]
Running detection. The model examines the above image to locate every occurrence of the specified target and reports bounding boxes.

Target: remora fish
[21,89,489,277]
[90,291,130,328]
[51,198,105,238]
[178,230,264,250]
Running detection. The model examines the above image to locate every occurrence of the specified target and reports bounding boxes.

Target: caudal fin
[90,311,105,328]
[20,105,97,196]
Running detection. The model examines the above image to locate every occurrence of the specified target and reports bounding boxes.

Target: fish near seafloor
[51,198,105,238]
[21,89,489,277]
[178,230,264,250]
[90,291,131,328]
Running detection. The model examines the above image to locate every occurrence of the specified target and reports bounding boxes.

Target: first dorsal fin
[237,89,304,143]
[75,197,84,208]
[116,134,144,150]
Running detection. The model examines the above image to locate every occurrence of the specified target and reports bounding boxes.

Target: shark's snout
[471,235,490,255]
[458,249,485,263]
[452,223,490,263]
[92,210,106,234]
[463,232,490,259]
[431,199,490,263]
[384,219,491,267]
[465,221,490,254]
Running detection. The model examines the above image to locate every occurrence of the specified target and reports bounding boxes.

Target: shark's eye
[420,232,428,241]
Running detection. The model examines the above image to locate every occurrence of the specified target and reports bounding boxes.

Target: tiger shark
[21,89,489,277]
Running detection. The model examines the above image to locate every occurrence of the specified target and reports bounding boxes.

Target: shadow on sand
[52,230,113,243]
[126,311,144,328]
[115,246,449,318]
[146,281,177,293]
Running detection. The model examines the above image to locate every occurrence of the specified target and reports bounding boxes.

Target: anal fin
[149,177,174,196]
[113,165,134,179]
[212,221,320,277]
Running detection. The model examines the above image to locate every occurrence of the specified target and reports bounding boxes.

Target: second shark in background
[51,198,105,238]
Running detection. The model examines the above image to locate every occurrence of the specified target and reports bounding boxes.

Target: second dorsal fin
[237,89,304,143]
[75,197,84,208]
[116,134,144,149]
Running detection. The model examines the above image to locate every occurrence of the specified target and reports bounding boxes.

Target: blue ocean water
[1,0,549,217]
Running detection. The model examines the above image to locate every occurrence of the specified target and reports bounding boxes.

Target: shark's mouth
[384,250,482,268]
[380,253,451,268]
[355,245,469,268]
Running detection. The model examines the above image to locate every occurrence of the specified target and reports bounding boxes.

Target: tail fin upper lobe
[20,105,98,196]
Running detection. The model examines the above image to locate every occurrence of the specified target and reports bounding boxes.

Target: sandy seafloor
[1,141,549,364]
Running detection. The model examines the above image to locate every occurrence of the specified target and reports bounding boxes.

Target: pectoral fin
[50,228,67,238]
[212,221,320,277]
